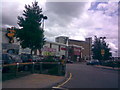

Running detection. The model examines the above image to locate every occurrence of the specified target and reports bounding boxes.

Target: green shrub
[42,64,58,70]
[48,66,58,75]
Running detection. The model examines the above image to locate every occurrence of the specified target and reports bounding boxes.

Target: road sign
[101,49,105,55]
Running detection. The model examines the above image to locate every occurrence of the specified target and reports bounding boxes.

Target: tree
[15,1,47,54]
[92,36,112,61]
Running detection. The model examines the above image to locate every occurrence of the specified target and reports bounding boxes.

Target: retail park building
[2,27,92,61]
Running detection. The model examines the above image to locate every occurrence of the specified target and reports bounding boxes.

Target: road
[62,63,119,88]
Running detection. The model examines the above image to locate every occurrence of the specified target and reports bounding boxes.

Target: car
[10,54,22,63]
[86,60,100,65]
[66,60,73,63]
[32,55,41,62]
[2,54,14,64]
[20,54,33,63]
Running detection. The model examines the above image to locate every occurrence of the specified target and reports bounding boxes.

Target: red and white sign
[61,47,66,50]
[42,46,56,52]
[73,47,81,55]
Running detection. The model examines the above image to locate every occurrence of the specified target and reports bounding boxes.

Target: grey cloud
[2,1,87,28]
[45,2,85,17]
[2,1,22,27]
[45,2,86,27]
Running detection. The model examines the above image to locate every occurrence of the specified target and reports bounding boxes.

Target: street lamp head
[40,14,47,20]
[103,37,106,39]
[100,37,106,41]
[43,16,47,20]
[100,37,102,39]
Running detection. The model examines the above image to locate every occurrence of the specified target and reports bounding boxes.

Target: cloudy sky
[1,0,119,56]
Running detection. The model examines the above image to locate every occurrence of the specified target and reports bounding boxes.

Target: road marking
[55,73,72,88]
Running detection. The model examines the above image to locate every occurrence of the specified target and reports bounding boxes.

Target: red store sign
[42,46,56,52]
[61,47,66,50]
[73,47,81,55]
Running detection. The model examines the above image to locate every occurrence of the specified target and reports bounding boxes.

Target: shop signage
[74,47,81,55]
[6,27,16,43]
[41,46,56,56]
[42,46,56,52]
[61,47,66,50]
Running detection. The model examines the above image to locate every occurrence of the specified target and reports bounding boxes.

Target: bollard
[32,62,35,73]
[58,62,61,76]
[63,64,66,75]
[15,63,19,77]
[39,62,42,74]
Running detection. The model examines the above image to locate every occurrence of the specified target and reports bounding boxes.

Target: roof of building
[56,36,69,38]
[45,40,67,46]
[69,39,87,43]
[69,44,84,49]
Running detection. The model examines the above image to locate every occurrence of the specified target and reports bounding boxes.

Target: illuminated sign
[6,27,16,43]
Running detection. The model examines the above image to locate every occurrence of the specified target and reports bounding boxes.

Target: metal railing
[2,62,66,81]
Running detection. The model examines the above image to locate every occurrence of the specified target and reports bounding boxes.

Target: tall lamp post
[41,15,47,29]
[100,37,106,63]
[65,37,69,62]
[39,14,47,55]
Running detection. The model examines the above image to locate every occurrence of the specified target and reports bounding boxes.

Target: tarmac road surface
[61,63,119,88]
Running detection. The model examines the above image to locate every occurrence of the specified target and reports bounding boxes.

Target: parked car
[2,54,14,64]
[20,54,33,63]
[32,55,41,62]
[66,60,73,63]
[86,60,100,65]
[10,54,22,63]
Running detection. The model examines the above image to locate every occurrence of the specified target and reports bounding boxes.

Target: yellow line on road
[57,73,72,88]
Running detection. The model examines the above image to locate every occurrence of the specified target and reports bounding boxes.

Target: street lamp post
[100,37,106,64]
[42,15,47,29]
[65,37,69,62]
[39,14,47,55]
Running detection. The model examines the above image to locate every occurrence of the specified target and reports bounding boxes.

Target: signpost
[101,49,105,56]
[101,49,105,64]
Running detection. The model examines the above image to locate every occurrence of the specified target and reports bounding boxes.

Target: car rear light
[28,59,32,61]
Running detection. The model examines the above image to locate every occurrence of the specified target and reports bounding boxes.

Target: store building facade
[2,27,84,62]
[55,36,92,61]
[41,41,67,57]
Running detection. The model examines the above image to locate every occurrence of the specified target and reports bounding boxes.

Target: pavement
[2,63,119,89]
[2,74,66,89]
[94,65,120,71]
[79,62,120,71]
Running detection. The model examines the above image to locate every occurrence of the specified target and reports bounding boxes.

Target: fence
[2,62,66,81]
